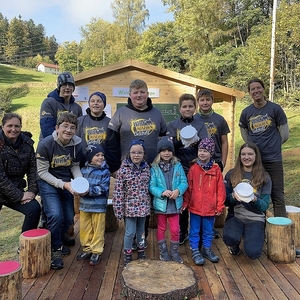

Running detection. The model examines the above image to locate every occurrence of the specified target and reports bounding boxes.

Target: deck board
[20,219,300,300]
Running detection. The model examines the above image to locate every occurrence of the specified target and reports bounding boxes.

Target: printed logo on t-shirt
[57,110,70,118]
[130,118,157,136]
[84,126,107,144]
[249,114,271,134]
[204,122,217,137]
[51,154,72,168]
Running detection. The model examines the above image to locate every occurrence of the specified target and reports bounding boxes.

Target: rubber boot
[158,240,171,261]
[202,247,219,263]
[191,248,205,266]
[124,249,132,266]
[137,247,146,259]
[170,241,183,263]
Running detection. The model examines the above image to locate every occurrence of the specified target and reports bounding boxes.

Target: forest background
[0,0,300,107]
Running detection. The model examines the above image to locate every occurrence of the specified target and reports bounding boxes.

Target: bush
[0,87,13,118]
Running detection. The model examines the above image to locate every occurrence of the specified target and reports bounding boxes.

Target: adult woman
[222,142,271,259]
[0,113,41,233]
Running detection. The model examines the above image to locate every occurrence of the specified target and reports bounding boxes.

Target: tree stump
[266,217,295,263]
[105,202,119,232]
[214,207,227,228]
[121,260,198,300]
[286,205,300,247]
[19,228,51,278]
[0,261,22,300]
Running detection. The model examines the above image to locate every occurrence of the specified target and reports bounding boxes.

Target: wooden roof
[74,59,245,100]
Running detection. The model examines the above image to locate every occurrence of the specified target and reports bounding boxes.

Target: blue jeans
[223,216,265,259]
[263,161,286,217]
[124,216,146,251]
[38,180,74,250]
[189,212,215,249]
[1,200,41,233]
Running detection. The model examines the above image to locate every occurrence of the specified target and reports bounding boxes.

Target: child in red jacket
[183,137,225,265]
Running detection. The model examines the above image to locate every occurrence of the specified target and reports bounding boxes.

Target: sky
[0,0,174,44]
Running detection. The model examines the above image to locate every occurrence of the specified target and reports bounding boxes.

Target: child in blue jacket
[77,144,110,266]
[149,136,188,263]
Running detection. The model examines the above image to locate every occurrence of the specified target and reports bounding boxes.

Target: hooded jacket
[0,130,38,204]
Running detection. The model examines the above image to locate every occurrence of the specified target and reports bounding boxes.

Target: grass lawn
[0,64,300,262]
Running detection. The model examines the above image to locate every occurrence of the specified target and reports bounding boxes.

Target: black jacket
[0,130,38,204]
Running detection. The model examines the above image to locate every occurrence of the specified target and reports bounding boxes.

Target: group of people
[0,74,292,271]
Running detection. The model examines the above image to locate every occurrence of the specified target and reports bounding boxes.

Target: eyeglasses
[59,124,76,132]
[130,152,144,156]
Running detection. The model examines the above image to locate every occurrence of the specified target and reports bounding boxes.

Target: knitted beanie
[129,139,146,152]
[89,92,107,108]
[198,137,215,156]
[157,136,174,153]
[86,144,105,163]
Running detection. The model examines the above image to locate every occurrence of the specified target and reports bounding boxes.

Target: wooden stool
[105,200,119,232]
[266,217,295,263]
[0,260,22,300]
[19,228,51,278]
[214,207,227,228]
[122,260,198,299]
[286,205,300,247]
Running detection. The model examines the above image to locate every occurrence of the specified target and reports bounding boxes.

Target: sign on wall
[113,87,160,98]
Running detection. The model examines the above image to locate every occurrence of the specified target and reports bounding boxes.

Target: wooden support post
[148,214,157,229]
[105,201,119,232]
[0,261,22,300]
[121,260,198,300]
[286,205,300,247]
[214,207,227,228]
[19,228,51,278]
[266,217,295,263]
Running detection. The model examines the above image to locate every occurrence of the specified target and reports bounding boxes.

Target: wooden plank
[275,262,300,294]
[97,222,124,299]
[258,252,300,299]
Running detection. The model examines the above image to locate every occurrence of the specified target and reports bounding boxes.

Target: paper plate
[180,125,199,147]
[71,177,89,194]
[234,182,254,203]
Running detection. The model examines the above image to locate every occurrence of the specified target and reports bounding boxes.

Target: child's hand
[169,189,179,199]
[216,211,223,216]
[162,190,172,198]
[180,206,186,213]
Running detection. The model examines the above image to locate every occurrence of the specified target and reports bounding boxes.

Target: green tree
[55,41,81,73]
[137,21,188,72]
[111,0,149,51]
[0,13,9,63]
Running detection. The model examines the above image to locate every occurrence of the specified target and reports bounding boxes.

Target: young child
[113,139,151,266]
[149,136,188,263]
[167,93,208,244]
[183,137,225,265]
[77,144,110,266]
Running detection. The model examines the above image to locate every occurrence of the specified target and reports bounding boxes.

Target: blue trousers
[124,216,146,251]
[223,216,265,259]
[189,212,215,249]
[38,180,74,250]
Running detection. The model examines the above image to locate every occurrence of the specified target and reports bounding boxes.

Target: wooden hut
[74,59,244,170]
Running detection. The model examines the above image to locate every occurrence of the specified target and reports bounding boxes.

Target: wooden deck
[22,216,300,300]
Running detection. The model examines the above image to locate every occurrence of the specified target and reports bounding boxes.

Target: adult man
[40,71,82,140]
[105,79,167,247]
[239,78,289,218]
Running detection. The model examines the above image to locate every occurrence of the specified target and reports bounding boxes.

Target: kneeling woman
[223,142,271,259]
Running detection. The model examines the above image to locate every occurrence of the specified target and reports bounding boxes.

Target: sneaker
[62,233,75,246]
[89,254,101,266]
[61,245,71,255]
[202,247,219,263]
[296,249,300,258]
[131,240,138,251]
[137,247,146,259]
[77,251,92,260]
[229,245,241,256]
[191,248,205,266]
[51,249,63,270]
[179,232,188,245]
[212,228,220,239]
